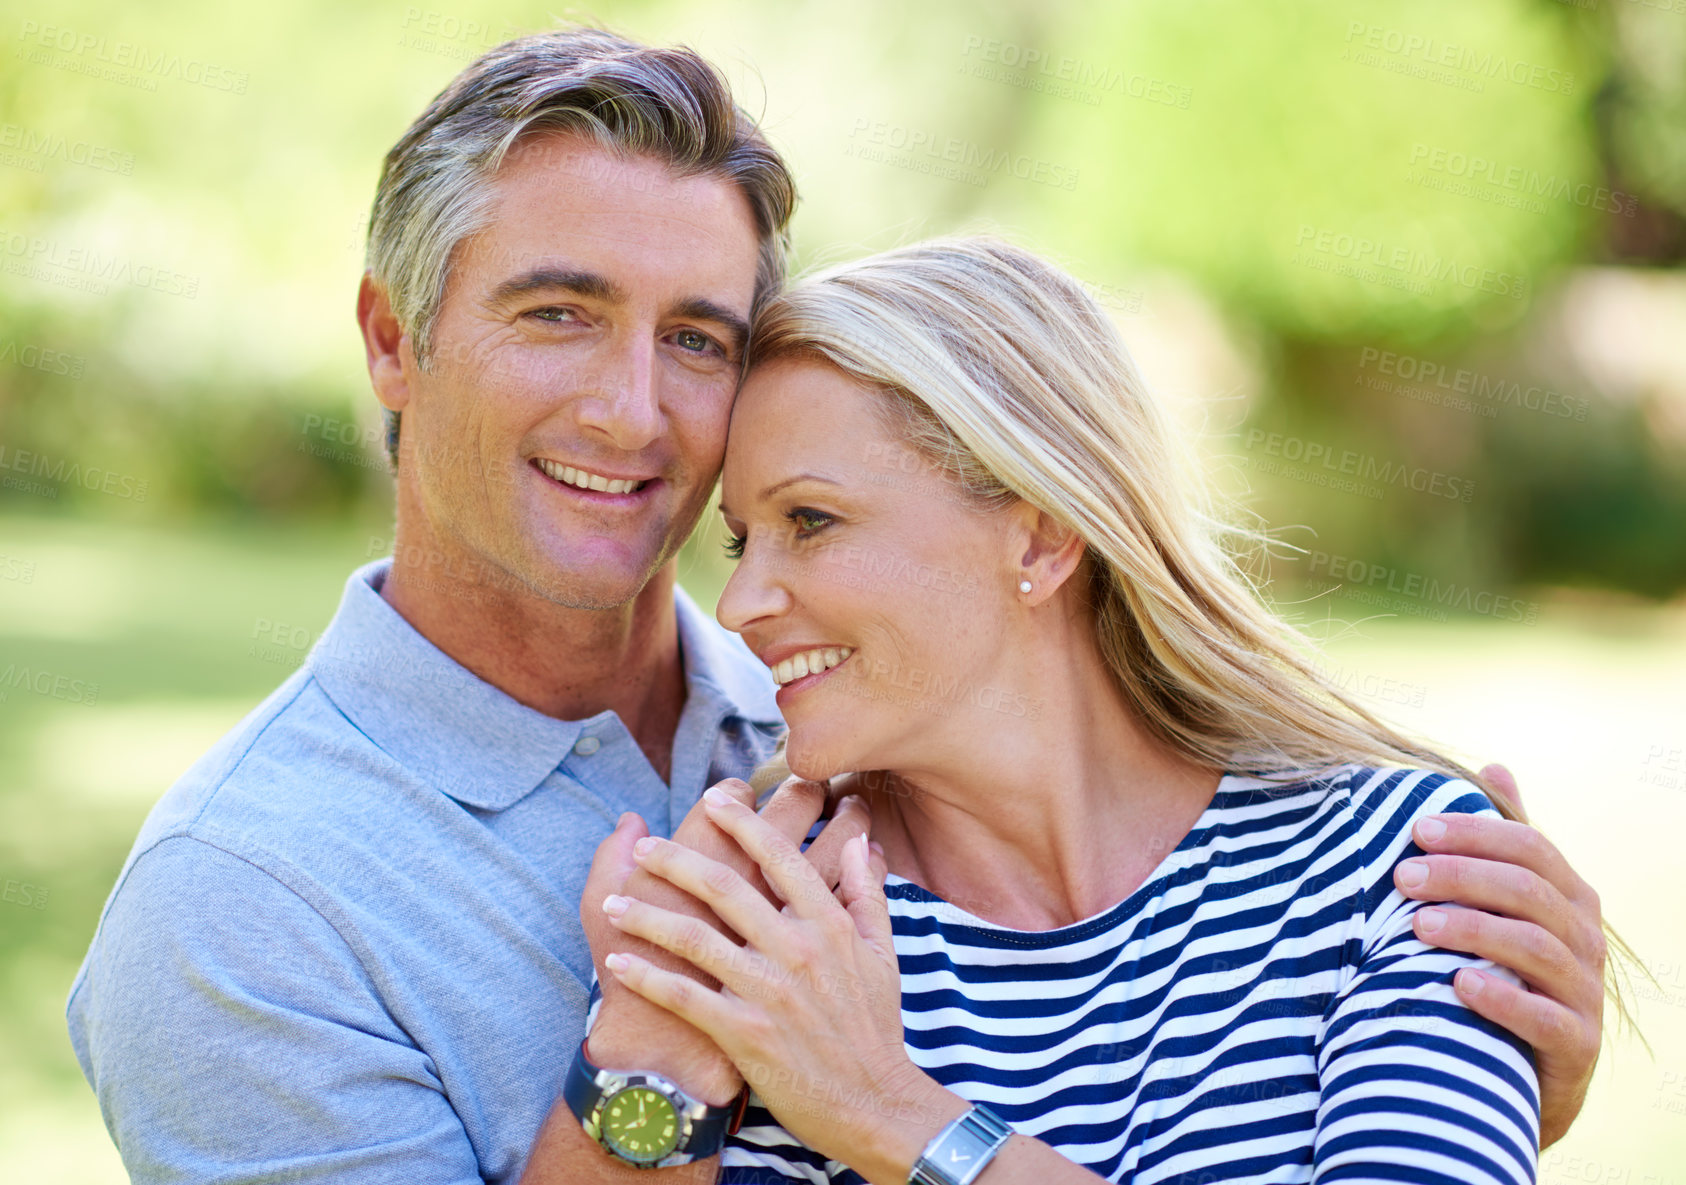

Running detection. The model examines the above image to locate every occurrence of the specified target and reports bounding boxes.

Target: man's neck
[378,536,688,785]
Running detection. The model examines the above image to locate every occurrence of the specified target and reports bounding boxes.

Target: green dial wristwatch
[563,1039,747,1168]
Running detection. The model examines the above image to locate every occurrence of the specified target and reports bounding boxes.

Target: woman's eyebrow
[718,473,842,519]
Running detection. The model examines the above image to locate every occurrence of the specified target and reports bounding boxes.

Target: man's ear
[1008,501,1086,605]
[356,272,413,413]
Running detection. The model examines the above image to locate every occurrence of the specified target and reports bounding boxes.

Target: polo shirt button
[573,735,601,756]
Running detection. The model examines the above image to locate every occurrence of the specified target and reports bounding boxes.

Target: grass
[2,509,1682,1179]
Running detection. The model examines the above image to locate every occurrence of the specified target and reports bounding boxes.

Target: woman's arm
[1393,763,1604,1148]
[599,787,1109,1185]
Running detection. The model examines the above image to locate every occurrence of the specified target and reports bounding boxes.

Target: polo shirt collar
[308,560,781,812]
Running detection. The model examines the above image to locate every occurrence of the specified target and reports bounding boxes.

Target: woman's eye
[674,329,716,354]
[787,508,833,537]
[722,532,746,560]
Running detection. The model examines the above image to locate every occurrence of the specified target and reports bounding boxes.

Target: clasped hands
[579,765,1607,1159]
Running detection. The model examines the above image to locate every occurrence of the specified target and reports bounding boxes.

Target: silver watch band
[909,1103,1013,1185]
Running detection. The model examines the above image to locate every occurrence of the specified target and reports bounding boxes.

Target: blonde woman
[594,238,1583,1183]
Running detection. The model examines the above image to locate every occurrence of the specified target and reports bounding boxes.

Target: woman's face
[717,357,1027,782]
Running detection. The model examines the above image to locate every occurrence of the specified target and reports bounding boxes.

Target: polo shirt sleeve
[67,835,486,1185]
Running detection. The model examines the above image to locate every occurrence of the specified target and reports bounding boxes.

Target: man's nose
[575,334,663,452]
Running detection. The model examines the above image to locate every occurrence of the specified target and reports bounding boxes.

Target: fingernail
[857,833,870,858]
[703,786,733,807]
[1416,817,1447,845]
[869,840,885,858]
[1416,906,1445,934]
[1456,968,1484,996]
[1397,859,1428,889]
[605,952,630,973]
[616,811,637,830]
[601,894,629,917]
[633,836,658,857]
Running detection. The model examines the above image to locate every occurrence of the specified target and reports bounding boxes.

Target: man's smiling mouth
[533,458,651,495]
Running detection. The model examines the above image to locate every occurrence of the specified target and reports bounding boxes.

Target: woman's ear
[1007,501,1086,605]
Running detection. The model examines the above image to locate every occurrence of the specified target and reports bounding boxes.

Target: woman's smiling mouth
[766,645,854,689]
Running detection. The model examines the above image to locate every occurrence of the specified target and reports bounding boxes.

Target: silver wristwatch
[909,1102,1013,1185]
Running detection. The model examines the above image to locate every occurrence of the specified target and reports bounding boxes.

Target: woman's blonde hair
[745,235,1496,795]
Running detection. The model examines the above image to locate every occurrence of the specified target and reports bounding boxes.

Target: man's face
[397,132,761,609]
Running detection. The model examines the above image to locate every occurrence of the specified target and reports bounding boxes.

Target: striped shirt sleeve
[1313,772,1539,1183]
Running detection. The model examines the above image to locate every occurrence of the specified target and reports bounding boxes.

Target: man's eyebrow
[719,473,842,519]
[673,297,749,353]
[487,267,625,306]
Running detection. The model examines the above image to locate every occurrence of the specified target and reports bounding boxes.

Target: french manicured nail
[1416,907,1445,934]
[605,953,630,973]
[633,836,658,857]
[703,785,734,807]
[1456,968,1484,996]
[601,894,629,917]
[1397,859,1429,889]
[1415,817,1447,845]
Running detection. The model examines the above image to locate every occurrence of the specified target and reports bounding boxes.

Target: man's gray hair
[364,27,798,465]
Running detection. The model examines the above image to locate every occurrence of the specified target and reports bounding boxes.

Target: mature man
[67,27,1605,1185]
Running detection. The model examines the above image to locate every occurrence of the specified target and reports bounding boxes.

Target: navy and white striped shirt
[721,765,1539,1184]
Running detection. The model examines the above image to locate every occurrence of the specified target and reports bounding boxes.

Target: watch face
[601,1084,681,1163]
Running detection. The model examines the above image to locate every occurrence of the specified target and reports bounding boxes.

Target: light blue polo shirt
[66,559,784,1184]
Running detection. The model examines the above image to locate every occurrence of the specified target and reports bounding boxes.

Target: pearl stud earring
[1018,580,1033,594]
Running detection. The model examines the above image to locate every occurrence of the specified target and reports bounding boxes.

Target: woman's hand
[1393,764,1606,1148]
[600,786,966,1183]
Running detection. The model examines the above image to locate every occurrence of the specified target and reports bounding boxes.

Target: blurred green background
[2,0,1684,1179]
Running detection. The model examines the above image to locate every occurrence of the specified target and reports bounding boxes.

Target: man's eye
[528,307,578,323]
[673,329,716,354]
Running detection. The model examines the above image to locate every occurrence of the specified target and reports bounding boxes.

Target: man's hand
[1393,763,1605,1148]
[580,777,871,1105]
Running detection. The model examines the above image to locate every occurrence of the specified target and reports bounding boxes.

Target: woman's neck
[858,627,1221,932]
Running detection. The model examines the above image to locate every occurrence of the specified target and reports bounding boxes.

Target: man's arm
[68,837,486,1185]
[520,778,870,1184]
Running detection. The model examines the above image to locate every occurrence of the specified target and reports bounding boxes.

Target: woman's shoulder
[1217,763,1498,866]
